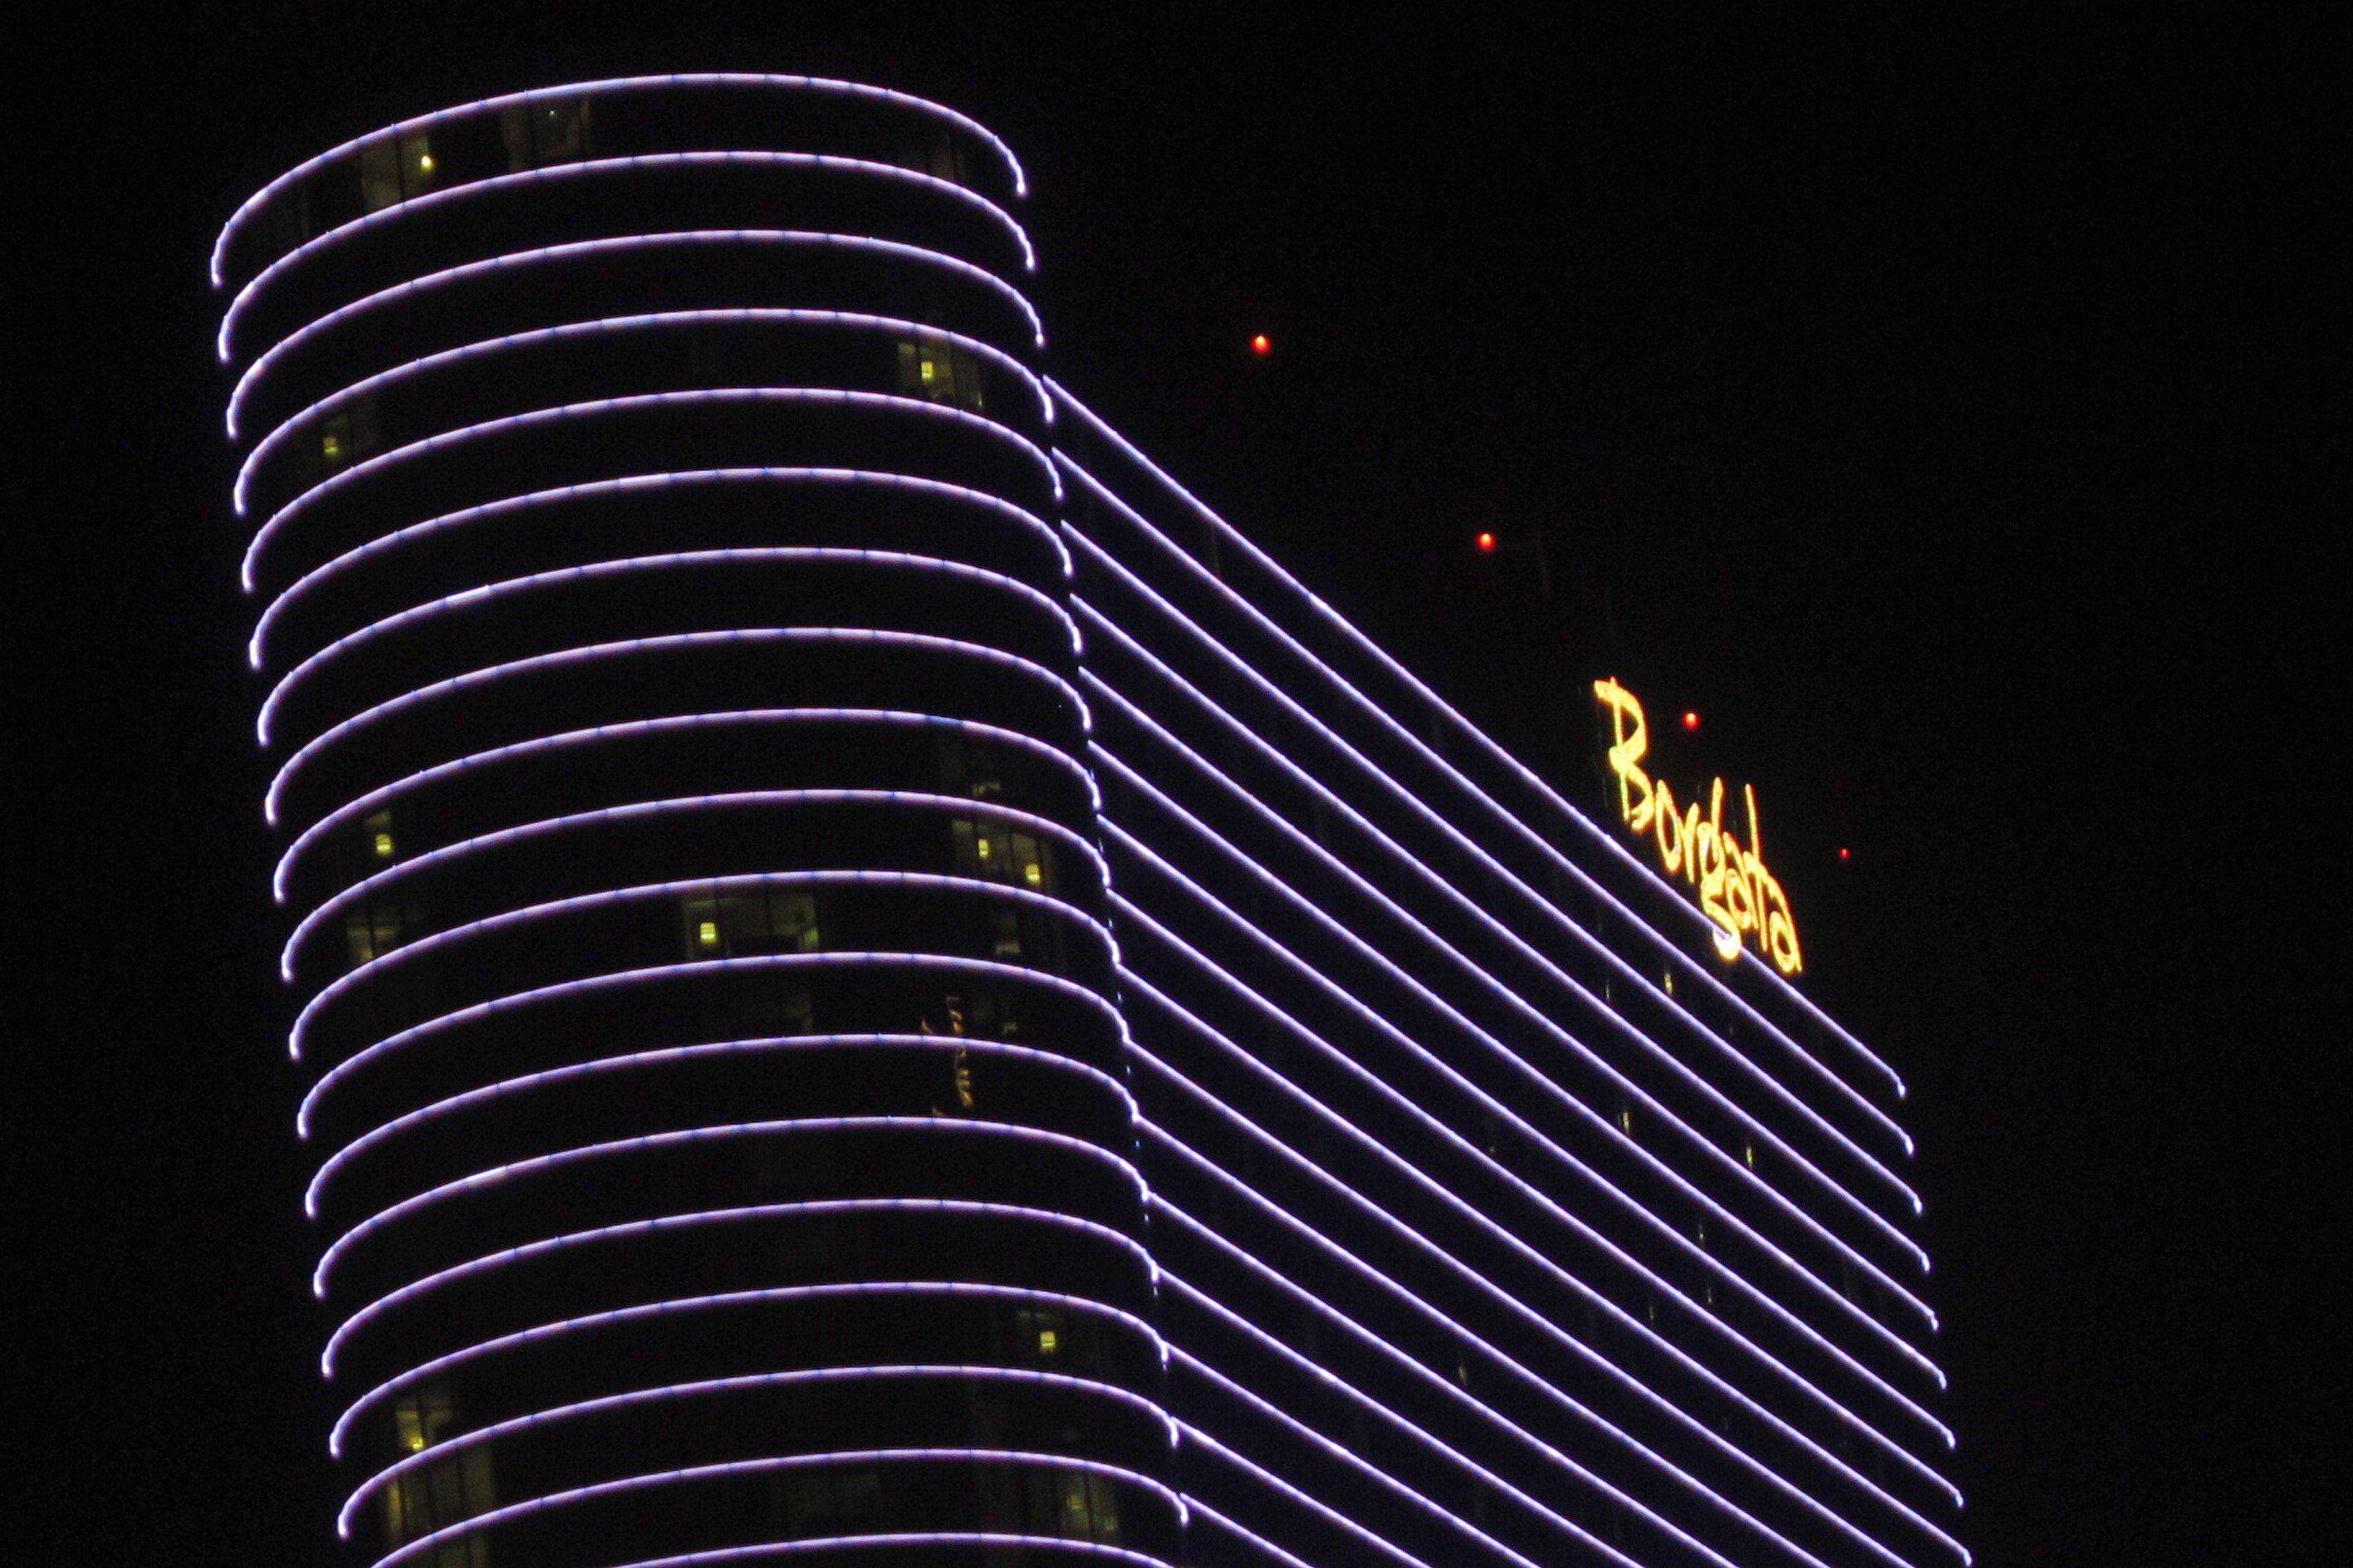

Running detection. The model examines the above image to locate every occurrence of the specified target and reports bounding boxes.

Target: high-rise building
[214,74,1963,1568]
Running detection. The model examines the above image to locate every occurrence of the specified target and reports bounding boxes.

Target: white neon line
[1180,1500,1325,1568]
[1086,695,1933,1311]
[1125,977,1961,1562]
[1073,597,1924,1231]
[262,627,1082,827]
[341,1368,1174,1536]
[282,789,1105,980]
[270,708,1093,904]
[297,949,1122,1142]
[290,866,1110,1063]
[1174,1420,1436,1568]
[322,1197,1151,1376]
[1110,904,1963,1515]
[581,1536,1169,1568]
[228,229,1045,436]
[369,1449,1175,1568]
[330,1281,1165,1458]
[214,74,1029,286]
[220,148,1035,357]
[237,308,1050,508]
[1105,815,1950,1444]
[249,467,1068,670]
[1053,385,1907,1099]
[1136,1064,1876,1568]
[257,548,1074,741]
[241,387,1055,589]
[306,1035,1132,1220]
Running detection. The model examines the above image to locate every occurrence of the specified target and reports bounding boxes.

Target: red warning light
[1476,532,1498,553]
[1681,711,1700,732]
[1250,333,1271,356]
[1838,847,1852,862]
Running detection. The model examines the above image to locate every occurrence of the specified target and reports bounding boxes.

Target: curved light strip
[1053,387,1909,1102]
[290,867,1113,1062]
[1136,1075,1920,1568]
[369,1448,1176,1568]
[271,708,1092,904]
[1127,995,1953,1566]
[1093,738,1934,1343]
[330,1280,1165,1458]
[343,1366,1172,1536]
[1110,900,1963,1505]
[257,548,1075,742]
[262,627,1083,826]
[1056,468,1911,1161]
[1106,814,1950,1431]
[237,308,1050,509]
[283,789,1105,979]
[1087,672,1928,1291]
[229,229,1045,436]
[249,467,1067,670]
[297,950,1122,1140]
[1075,601,1925,1229]
[322,1197,1150,1375]
[213,73,1031,287]
[1170,1346,1552,1568]
[241,387,1056,588]
[536,1536,1170,1568]
[219,147,1035,359]
[306,1034,1133,1219]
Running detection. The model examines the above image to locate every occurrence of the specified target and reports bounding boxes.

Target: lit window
[896,336,987,412]
[1037,1328,1058,1355]
[681,890,818,959]
[1022,861,1043,887]
[373,833,395,860]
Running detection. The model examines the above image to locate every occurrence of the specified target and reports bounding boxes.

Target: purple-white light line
[1173,1419,1436,1568]
[559,1535,1172,1568]
[257,548,1075,741]
[324,1197,1151,1376]
[250,467,1068,669]
[219,148,1035,359]
[262,627,1084,827]
[271,708,1093,904]
[228,230,1046,436]
[297,948,1121,1140]
[213,74,1030,287]
[241,387,1055,589]
[283,789,1105,980]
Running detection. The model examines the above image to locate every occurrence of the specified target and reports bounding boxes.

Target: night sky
[18,6,2331,1564]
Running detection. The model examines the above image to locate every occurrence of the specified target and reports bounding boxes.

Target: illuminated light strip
[249,467,1068,670]
[240,387,1058,589]
[1085,677,1931,1303]
[290,866,1112,1063]
[331,1281,1165,1458]
[218,147,1036,360]
[323,1197,1151,1376]
[1104,814,1952,1442]
[262,628,1086,827]
[553,1537,1170,1568]
[1059,460,1911,1161]
[369,1449,1178,1568]
[1167,1264,1675,1568]
[271,708,1094,904]
[297,950,1121,1141]
[306,1035,1134,1219]
[257,548,1076,742]
[1170,1346,1550,1568]
[1050,398,1911,1116]
[1110,909,1966,1520]
[236,308,1051,509]
[343,1366,1173,1536]
[228,230,1046,437]
[1180,1501,1325,1568]
[1176,1420,1434,1568]
[1074,614,1925,1240]
[1136,1066,1866,1568]
[212,73,1031,287]
[283,789,1106,980]
[1125,980,1957,1567]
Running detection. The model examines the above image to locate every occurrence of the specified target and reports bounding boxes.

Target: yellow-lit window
[681,890,819,958]
[381,1384,493,1559]
[896,336,987,413]
[357,132,436,211]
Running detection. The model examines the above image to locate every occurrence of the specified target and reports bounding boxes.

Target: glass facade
[216,74,1962,1568]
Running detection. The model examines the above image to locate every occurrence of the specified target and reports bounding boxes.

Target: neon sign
[1593,680,1802,976]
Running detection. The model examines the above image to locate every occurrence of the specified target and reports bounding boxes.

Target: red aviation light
[1476,532,1497,553]
[1250,333,1271,355]
[1839,846,1852,862]
[1682,711,1700,732]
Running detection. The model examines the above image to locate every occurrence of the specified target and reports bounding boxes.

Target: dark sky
[17,6,2333,1564]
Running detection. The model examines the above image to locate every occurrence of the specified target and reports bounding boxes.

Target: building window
[681,890,819,959]
[381,1384,494,1562]
[896,336,987,414]
[317,395,381,475]
[952,819,1050,892]
[501,98,592,172]
[778,1468,882,1537]
[358,131,438,211]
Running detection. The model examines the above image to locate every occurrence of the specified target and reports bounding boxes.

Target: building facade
[214,75,1964,1568]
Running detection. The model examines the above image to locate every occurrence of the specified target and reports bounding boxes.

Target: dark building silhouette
[215,74,1964,1568]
